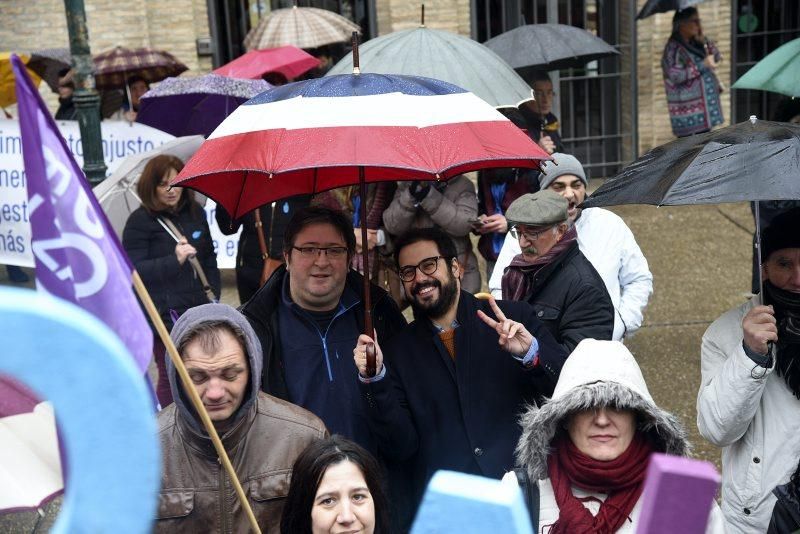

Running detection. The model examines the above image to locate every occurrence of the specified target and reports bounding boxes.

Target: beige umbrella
[93,136,205,239]
[244,6,360,50]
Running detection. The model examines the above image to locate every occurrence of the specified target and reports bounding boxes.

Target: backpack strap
[514,467,540,532]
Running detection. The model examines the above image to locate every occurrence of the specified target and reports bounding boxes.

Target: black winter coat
[360,291,567,529]
[767,483,800,534]
[240,265,407,401]
[523,241,614,353]
[122,202,220,329]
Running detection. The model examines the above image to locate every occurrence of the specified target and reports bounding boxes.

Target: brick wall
[635,0,732,154]
[0,0,212,114]
[376,0,470,36]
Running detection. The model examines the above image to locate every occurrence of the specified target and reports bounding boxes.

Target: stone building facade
[0,0,213,113]
[0,0,780,173]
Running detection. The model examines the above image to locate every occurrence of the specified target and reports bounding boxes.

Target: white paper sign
[0,120,240,269]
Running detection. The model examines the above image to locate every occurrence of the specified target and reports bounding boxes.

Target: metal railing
[473,0,637,179]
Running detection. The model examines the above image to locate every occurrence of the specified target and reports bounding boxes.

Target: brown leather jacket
[154,304,327,533]
[155,392,327,533]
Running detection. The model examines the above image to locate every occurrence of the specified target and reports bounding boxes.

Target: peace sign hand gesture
[476,296,534,357]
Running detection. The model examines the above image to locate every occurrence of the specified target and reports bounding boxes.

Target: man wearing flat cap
[490,152,653,341]
[698,208,800,534]
[500,189,614,353]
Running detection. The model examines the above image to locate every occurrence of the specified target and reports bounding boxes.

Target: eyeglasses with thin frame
[533,90,556,99]
[398,255,445,282]
[292,246,348,259]
[509,225,553,242]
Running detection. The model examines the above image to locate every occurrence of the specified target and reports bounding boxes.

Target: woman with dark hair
[122,154,220,406]
[661,7,724,138]
[281,435,389,534]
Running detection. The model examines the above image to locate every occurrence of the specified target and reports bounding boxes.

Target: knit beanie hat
[762,207,800,260]
[538,152,588,190]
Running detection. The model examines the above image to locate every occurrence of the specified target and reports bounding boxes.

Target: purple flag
[11,54,153,373]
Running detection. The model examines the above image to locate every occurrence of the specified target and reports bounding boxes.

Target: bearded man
[352,226,567,529]
[698,208,800,534]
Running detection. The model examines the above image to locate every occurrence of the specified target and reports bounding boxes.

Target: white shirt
[489,207,653,340]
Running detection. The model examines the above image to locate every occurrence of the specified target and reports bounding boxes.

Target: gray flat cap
[506,189,569,227]
[538,152,587,190]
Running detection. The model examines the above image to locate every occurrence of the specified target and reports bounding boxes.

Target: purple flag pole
[11,54,153,374]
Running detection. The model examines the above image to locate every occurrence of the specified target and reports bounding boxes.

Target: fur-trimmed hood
[516,339,691,481]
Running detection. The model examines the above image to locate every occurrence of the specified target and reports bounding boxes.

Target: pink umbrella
[213,46,321,81]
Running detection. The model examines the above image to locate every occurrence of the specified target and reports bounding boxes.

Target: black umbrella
[636,0,707,19]
[582,117,800,293]
[483,23,619,74]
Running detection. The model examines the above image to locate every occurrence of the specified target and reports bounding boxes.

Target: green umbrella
[326,25,533,108]
[732,37,800,98]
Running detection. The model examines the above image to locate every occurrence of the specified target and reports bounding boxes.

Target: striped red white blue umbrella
[174,72,550,219]
[174,67,550,375]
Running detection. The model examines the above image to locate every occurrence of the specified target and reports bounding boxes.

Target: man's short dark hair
[393,227,458,268]
[283,205,356,258]
[530,71,552,85]
[177,320,248,361]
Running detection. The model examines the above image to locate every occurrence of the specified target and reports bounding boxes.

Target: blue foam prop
[0,287,160,533]
[411,470,534,534]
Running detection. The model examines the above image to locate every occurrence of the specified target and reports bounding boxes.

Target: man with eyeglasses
[497,189,614,353]
[519,71,563,155]
[489,153,653,341]
[352,226,566,529]
[239,206,406,454]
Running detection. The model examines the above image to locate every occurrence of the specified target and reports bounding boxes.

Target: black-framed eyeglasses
[398,256,445,282]
[292,246,348,259]
[509,225,553,242]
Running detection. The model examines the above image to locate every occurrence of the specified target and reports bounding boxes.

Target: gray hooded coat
[155,304,327,533]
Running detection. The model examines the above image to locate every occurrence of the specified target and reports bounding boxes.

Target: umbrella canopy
[483,24,619,73]
[731,37,800,98]
[636,0,706,19]
[0,377,63,513]
[583,118,800,208]
[244,6,360,50]
[93,46,188,90]
[213,46,321,81]
[0,52,41,108]
[136,74,271,137]
[326,26,534,108]
[93,136,206,238]
[25,48,71,92]
[173,73,550,220]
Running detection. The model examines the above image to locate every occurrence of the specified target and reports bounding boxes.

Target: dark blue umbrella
[136,74,271,138]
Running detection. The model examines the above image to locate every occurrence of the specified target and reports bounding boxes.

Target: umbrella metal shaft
[359,170,376,376]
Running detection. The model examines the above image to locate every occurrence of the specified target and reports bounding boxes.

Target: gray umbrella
[484,23,619,74]
[26,48,71,92]
[326,26,533,108]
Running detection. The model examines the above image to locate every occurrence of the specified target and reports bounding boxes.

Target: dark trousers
[152,336,173,407]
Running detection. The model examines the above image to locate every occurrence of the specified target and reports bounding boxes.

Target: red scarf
[501,226,578,301]
[547,434,653,534]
